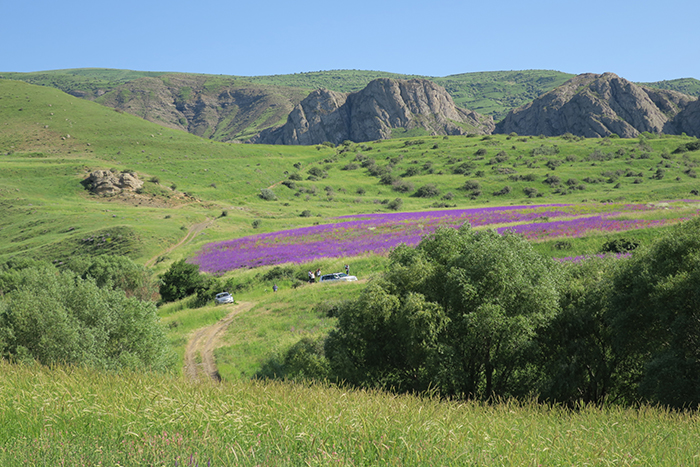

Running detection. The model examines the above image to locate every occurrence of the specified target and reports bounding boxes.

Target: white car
[215,292,234,304]
[319,272,358,283]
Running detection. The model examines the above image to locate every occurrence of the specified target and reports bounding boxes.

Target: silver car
[319,272,358,283]
[215,292,234,304]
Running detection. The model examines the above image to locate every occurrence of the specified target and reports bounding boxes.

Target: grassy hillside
[2,77,700,269]
[3,77,700,465]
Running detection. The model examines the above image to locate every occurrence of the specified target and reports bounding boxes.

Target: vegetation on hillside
[2,72,700,464]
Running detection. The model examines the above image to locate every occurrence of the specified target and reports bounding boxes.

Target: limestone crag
[84,170,143,195]
[495,73,696,137]
[252,78,494,145]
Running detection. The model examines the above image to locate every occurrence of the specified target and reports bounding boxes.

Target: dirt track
[183,301,254,382]
[145,218,214,268]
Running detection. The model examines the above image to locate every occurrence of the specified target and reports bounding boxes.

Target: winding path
[183,301,255,382]
[144,218,214,268]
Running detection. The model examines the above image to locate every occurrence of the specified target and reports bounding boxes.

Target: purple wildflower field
[190,202,693,273]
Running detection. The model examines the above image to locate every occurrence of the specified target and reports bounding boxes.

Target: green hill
[2,77,700,269]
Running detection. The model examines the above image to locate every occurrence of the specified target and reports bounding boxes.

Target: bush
[414,184,440,198]
[391,179,414,193]
[307,167,328,178]
[259,188,276,201]
[493,185,512,196]
[0,265,174,371]
[387,198,403,211]
[462,180,481,192]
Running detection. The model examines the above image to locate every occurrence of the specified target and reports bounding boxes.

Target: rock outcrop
[96,75,308,142]
[83,170,143,195]
[671,98,700,137]
[495,73,696,137]
[252,78,495,145]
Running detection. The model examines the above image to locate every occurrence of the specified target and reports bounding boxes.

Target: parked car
[319,272,358,283]
[215,292,234,304]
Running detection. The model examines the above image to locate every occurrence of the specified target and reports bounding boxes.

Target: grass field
[2,361,700,466]
[2,76,700,465]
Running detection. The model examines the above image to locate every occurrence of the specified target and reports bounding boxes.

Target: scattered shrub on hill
[387,198,403,211]
[307,167,328,179]
[402,166,420,177]
[523,187,540,198]
[414,184,440,198]
[259,188,276,201]
[673,140,700,154]
[493,186,512,196]
[288,173,303,181]
[532,145,560,156]
[453,162,476,175]
[391,179,414,193]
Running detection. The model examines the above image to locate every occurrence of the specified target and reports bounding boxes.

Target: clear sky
[3,0,699,82]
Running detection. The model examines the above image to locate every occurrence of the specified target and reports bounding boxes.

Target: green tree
[608,217,700,408]
[159,259,202,303]
[326,225,561,399]
[536,257,635,406]
[65,255,158,301]
[0,265,174,371]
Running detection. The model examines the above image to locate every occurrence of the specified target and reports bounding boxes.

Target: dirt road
[183,301,254,382]
[144,218,214,268]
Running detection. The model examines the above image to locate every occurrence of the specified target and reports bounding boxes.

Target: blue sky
[3,0,699,82]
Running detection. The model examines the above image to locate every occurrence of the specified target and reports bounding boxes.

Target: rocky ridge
[495,73,697,138]
[252,78,495,145]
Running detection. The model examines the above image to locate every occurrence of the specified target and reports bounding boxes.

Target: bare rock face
[671,98,700,137]
[252,78,494,145]
[84,170,144,195]
[495,73,695,137]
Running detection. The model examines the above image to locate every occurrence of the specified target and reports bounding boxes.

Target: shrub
[300,210,312,217]
[391,179,414,193]
[259,188,276,201]
[523,187,539,198]
[387,198,403,211]
[462,180,481,191]
[0,265,174,371]
[414,184,440,198]
[402,166,420,177]
[453,162,476,175]
[307,167,328,178]
[493,185,512,196]
[288,173,303,181]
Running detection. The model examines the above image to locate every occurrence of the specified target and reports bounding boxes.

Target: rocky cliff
[95,74,308,142]
[495,73,696,137]
[252,78,495,145]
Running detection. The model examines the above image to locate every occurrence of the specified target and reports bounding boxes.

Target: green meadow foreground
[2,361,700,466]
[2,78,700,465]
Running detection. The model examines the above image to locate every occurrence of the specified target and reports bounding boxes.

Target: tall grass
[1,360,698,466]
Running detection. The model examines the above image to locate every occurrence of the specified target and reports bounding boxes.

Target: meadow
[2,77,700,464]
[2,361,700,466]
